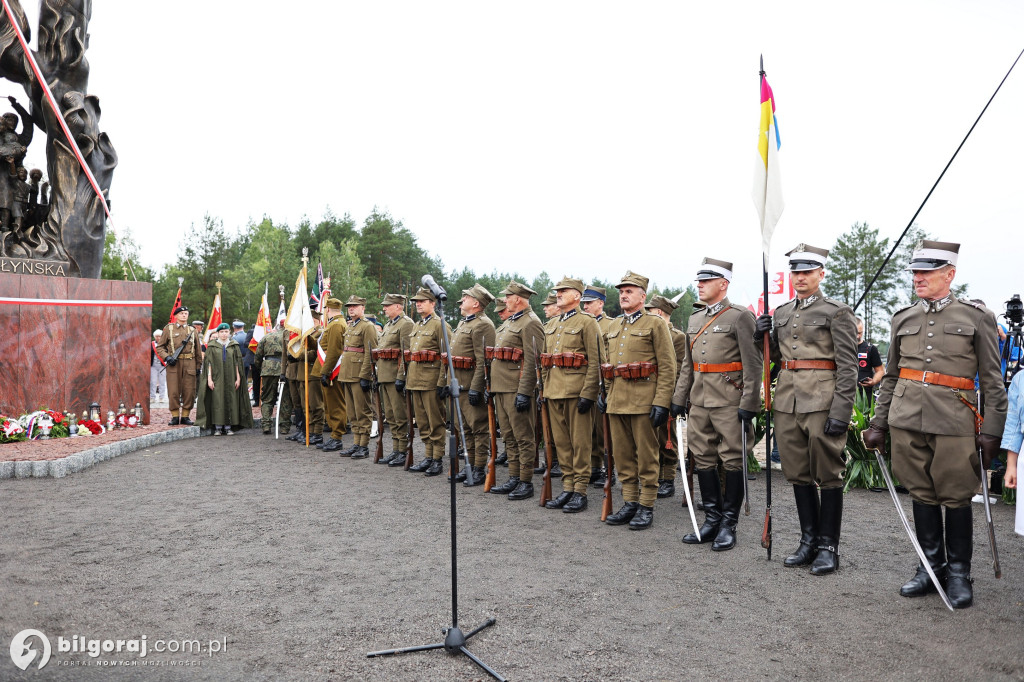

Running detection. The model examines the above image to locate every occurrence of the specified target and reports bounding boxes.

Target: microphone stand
[367,276,504,681]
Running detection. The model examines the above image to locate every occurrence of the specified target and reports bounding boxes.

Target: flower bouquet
[0,414,26,443]
[77,419,104,436]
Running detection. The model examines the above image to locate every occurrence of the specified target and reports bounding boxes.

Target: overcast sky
[11,1,1023,317]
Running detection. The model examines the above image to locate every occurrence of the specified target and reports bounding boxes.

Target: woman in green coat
[197,323,254,434]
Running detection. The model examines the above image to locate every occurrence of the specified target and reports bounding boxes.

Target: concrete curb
[0,427,201,480]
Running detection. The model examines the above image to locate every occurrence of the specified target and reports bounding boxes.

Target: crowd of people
[149,238,1021,611]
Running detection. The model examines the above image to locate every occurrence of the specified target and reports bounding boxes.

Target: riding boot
[900,501,947,597]
[944,505,974,609]
[810,487,843,575]
[683,469,722,544]
[784,484,820,567]
[712,470,744,551]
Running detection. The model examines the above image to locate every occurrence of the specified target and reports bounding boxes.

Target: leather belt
[782,360,836,370]
[539,352,588,369]
[441,353,475,369]
[487,346,523,362]
[601,362,657,380]
[178,354,194,360]
[343,346,364,353]
[693,361,743,373]
[899,368,975,390]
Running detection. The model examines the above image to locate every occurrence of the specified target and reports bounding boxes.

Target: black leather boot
[945,505,974,608]
[387,450,406,466]
[785,484,820,567]
[550,461,563,477]
[628,505,654,530]
[168,417,180,426]
[657,479,676,498]
[589,468,602,485]
[592,467,608,488]
[605,501,639,526]
[408,457,432,472]
[490,476,519,494]
[900,501,947,597]
[508,480,534,500]
[683,469,722,544]
[339,443,359,456]
[563,492,588,513]
[448,468,467,483]
[545,491,573,509]
[712,470,744,551]
[496,451,508,466]
[424,459,443,476]
[463,466,486,487]
[810,487,843,575]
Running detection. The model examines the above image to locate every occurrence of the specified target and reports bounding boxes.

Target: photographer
[855,317,884,407]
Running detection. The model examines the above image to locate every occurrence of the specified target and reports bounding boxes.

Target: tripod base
[368,617,504,681]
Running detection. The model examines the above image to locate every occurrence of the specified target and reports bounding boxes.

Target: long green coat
[197,338,254,430]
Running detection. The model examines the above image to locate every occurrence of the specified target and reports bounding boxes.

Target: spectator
[856,317,884,407]
[196,323,253,435]
[999,369,1024,537]
[150,329,167,403]
[232,319,253,385]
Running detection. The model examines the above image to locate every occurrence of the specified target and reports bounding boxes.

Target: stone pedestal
[0,273,152,423]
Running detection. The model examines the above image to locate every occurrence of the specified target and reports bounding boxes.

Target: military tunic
[768,293,858,488]
[156,322,199,416]
[658,322,692,480]
[339,317,379,448]
[406,314,453,460]
[673,298,761,472]
[872,297,1007,506]
[444,313,497,468]
[604,310,677,507]
[320,316,350,441]
[253,327,291,434]
[542,307,601,495]
[490,309,545,481]
[377,314,414,453]
[591,314,619,471]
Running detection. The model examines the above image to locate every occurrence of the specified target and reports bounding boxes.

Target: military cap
[410,287,436,302]
[216,322,231,332]
[192,320,204,327]
[542,292,557,305]
[345,295,367,306]
[325,297,344,310]
[695,257,734,282]
[552,276,585,293]
[581,285,607,303]
[907,240,959,271]
[615,270,649,291]
[172,305,189,315]
[785,244,829,271]
[310,308,322,318]
[366,314,383,328]
[232,319,244,328]
[494,297,507,313]
[499,280,537,298]
[380,293,407,306]
[645,294,678,316]
[461,283,495,306]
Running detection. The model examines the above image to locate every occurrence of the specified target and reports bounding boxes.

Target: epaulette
[581,311,597,319]
[730,303,752,314]
[959,297,985,310]
[774,298,797,312]
[821,297,846,309]
[892,302,917,317]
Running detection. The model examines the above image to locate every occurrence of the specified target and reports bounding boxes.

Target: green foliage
[100,227,154,282]
[842,392,900,492]
[830,222,901,341]
[357,208,433,297]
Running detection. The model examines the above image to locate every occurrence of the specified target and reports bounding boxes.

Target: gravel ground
[1,426,1022,681]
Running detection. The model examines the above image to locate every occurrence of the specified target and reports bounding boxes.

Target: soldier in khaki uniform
[671,259,761,551]
[541,277,602,513]
[286,310,326,444]
[319,298,349,452]
[645,294,692,499]
[405,287,453,477]
[536,291,564,478]
[441,284,496,486]
[284,339,304,431]
[492,297,512,467]
[336,296,378,459]
[252,316,291,435]
[583,285,617,487]
[600,271,676,530]
[754,244,857,575]
[157,305,200,425]
[489,281,545,500]
[864,241,1005,609]
[542,293,559,324]
[376,294,415,466]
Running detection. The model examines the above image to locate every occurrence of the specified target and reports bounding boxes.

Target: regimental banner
[0,258,73,277]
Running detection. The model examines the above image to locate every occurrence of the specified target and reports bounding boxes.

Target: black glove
[360,378,371,392]
[823,418,848,437]
[371,379,380,391]
[165,357,177,367]
[977,433,1001,469]
[483,389,491,404]
[514,393,531,413]
[320,375,329,387]
[437,385,450,400]
[279,375,288,384]
[395,379,405,395]
[753,314,772,342]
[737,408,758,423]
[670,403,687,419]
[862,424,887,454]
[597,393,607,413]
[649,405,669,428]
[577,397,594,414]
[468,389,483,406]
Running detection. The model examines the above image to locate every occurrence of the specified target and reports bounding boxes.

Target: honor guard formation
[163,239,1008,611]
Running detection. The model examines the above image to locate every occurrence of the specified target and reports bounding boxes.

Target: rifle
[371,354,385,463]
[532,337,554,506]
[158,327,194,374]
[483,346,498,491]
[596,332,614,521]
[402,338,415,470]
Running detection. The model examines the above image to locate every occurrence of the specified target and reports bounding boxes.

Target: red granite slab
[18,276,68,412]
[108,281,153,424]
[66,278,110,417]
[0,273,24,415]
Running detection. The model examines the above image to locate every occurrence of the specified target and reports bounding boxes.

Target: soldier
[541,277,602,513]
[645,294,692,500]
[376,293,415,466]
[489,281,545,500]
[336,296,378,458]
[493,297,511,467]
[600,271,676,529]
[537,291,563,478]
[671,259,761,551]
[542,293,559,323]
[754,244,857,574]
[252,315,291,436]
[319,298,350,452]
[405,288,453,477]
[583,285,617,487]
[864,241,1005,608]
[443,284,496,486]
[156,305,200,426]
[287,310,325,445]
[284,329,305,433]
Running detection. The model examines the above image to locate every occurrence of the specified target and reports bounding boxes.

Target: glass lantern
[88,402,101,421]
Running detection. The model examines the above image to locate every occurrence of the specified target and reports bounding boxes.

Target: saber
[975,387,1002,579]
[867,439,954,611]
[676,417,700,538]
[274,378,285,439]
[740,421,751,516]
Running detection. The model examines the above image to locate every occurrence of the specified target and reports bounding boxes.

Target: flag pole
[759,55,773,561]
[302,248,311,447]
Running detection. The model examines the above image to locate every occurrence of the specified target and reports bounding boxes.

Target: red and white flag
[203,292,222,344]
[250,283,272,351]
